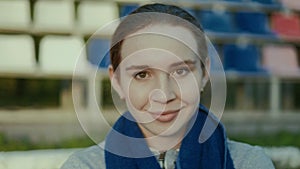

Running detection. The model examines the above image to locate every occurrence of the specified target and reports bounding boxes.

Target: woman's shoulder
[60,142,105,169]
[60,140,275,169]
[227,139,275,169]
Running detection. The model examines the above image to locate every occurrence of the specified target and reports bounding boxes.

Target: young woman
[61,3,274,169]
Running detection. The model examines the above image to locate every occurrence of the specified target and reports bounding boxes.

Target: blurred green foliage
[0,133,94,151]
[0,78,61,108]
[229,131,300,148]
[102,78,114,108]
[1,131,300,151]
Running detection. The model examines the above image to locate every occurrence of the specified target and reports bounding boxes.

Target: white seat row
[0,1,31,31]
[77,1,119,35]
[34,1,75,33]
[0,0,120,35]
[39,36,88,76]
[0,35,35,74]
[0,34,105,109]
[0,35,89,78]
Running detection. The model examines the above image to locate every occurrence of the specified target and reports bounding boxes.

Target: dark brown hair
[110,3,207,72]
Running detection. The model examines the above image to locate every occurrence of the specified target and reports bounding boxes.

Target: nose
[150,73,176,103]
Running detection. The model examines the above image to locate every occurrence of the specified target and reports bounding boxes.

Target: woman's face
[110,24,208,137]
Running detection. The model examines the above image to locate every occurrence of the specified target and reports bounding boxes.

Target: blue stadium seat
[224,0,278,4]
[234,12,273,35]
[251,0,277,5]
[198,10,236,33]
[184,8,197,18]
[222,0,243,2]
[208,43,223,72]
[223,44,264,72]
[120,4,139,17]
[87,38,110,69]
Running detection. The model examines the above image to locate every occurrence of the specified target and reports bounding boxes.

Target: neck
[139,124,186,152]
[147,134,182,152]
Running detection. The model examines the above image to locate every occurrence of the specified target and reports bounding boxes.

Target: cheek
[126,80,154,109]
[177,73,202,103]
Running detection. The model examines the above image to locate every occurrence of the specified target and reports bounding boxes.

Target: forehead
[120,24,199,63]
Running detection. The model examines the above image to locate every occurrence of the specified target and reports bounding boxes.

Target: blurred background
[0,0,300,168]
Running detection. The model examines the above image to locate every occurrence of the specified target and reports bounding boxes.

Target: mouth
[148,109,181,123]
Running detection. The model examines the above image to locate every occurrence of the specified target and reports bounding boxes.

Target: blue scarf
[105,104,235,169]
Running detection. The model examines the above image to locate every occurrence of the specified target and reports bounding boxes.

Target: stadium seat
[198,10,236,33]
[77,1,119,35]
[0,0,31,31]
[222,0,243,2]
[280,0,300,10]
[223,43,267,110]
[235,11,274,35]
[270,12,300,39]
[120,4,139,17]
[87,38,111,69]
[208,43,223,72]
[262,44,299,76]
[251,0,277,5]
[186,8,198,18]
[34,1,75,33]
[39,36,87,75]
[223,44,263,72]
[0,35,35,73]
[224,0,278,4]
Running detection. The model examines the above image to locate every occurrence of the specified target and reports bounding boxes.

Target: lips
[148,109,180,123]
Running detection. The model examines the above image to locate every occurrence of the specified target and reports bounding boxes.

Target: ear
[201,58,210,89]
[109,65,125,99]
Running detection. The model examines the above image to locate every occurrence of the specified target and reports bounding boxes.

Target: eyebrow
[125,65,150,71]
[125,60,197,71]
[170,60,197,67]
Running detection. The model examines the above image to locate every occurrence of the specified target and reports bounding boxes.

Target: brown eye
[172,67,190,77]
[176,69,185,75]
[134,71,150,80]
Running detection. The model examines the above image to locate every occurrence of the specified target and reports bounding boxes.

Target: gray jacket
[61,140,274,169]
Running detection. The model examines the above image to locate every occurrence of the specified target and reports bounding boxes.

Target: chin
[143,120,187,137]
